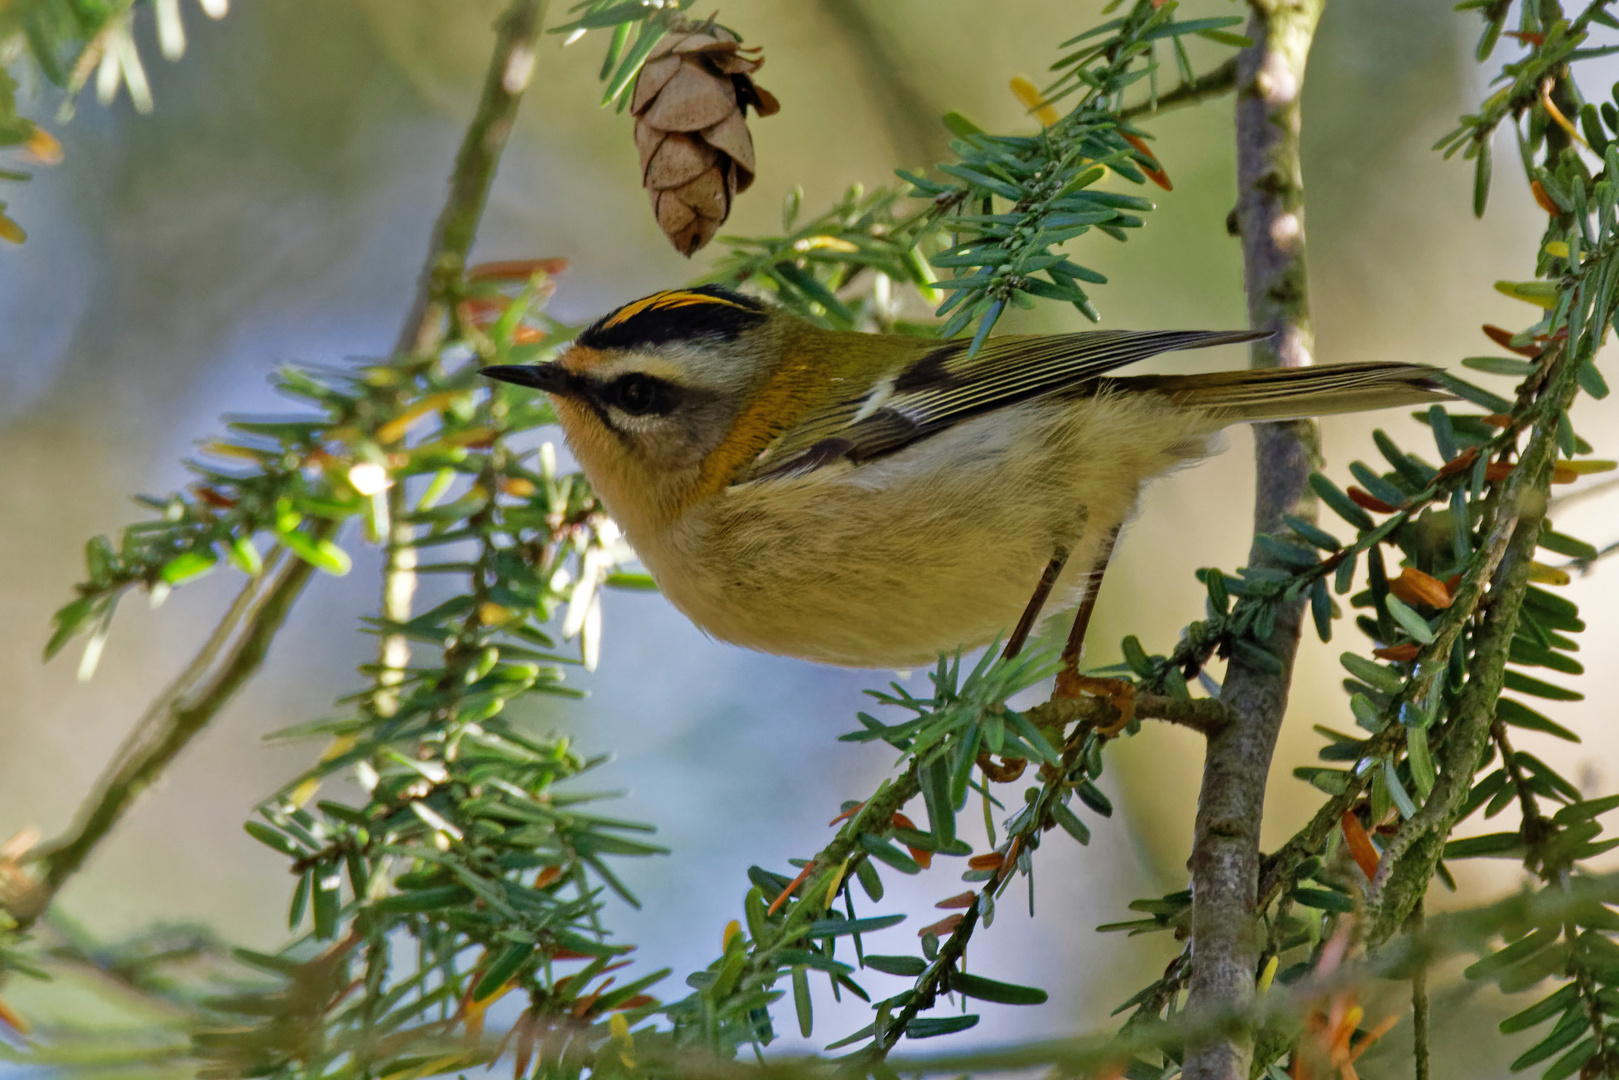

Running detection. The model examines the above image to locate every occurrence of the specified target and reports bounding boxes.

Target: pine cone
[631,25,779,256]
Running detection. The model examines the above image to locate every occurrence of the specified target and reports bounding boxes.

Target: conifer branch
[1184,3,1323,1078]
[8,0,547,933]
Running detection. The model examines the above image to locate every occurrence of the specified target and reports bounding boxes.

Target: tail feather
[1110,362,1451,423]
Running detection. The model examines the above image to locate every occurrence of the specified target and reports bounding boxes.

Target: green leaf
[372,885,476,914]
[1291,887,1355,913]
[1294,767,1350,795]
[1474,137,1492,217]
[244,821,304,857]
[603,571,658,591]
[226,536,263,575]
[891,828,971,856]
[1120,635,1153,677]
[859,835,921,875]
[311,865,340,940]
[1285,515,1342,551]
[288,871,310,930]
[1466,926,1560,981]
[551,2,661,32]
[1504,671,1584,702]
[1497,698,1580,743]
[1499,983,1579,1034]
[1443,832,1524,859]
[1310,473,1375,530]
[921,756,955,846]
[601,21,666,105]
[1384,594,1435,644]
[1051,801,1090,845]
[856,858,884,902]
[1076,780,1112,817]
[1434,371,1513,413]
[1384,759,1418,819]
[805,914,906,938]
[1193,28,1253,46]
[1231,636,1283,674]
[1256,535,1319,568]
[280,529,352,575]
[44,597,98,660]
[1462,356,1537,377]
[1407,726,1436,797]
[1509,1007,1589,1071]
[1542,1036,1599,1080]
[947,971,1048,1005]
[1552,794,1619,826]
[1509,637,1583,675]
[941,111,986,138]
[792,966,813,1037]
[1005,708,1061,765]
[161,548,219,586]
[1537,528,1598,561]
[474,941,535,1001]
[1340,653,1406,694]
[863,954,927,977]
[748,866,793,894]
[904,1014,979,1038]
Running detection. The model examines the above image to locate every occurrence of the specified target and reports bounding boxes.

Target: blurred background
[1,0,1614,1072]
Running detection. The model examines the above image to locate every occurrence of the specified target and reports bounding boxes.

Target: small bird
[483,286,1445,667]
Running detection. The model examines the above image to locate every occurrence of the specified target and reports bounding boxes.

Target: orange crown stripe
[602,289,752,329]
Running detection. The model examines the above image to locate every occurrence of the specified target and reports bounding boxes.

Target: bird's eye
[603,373,677,416]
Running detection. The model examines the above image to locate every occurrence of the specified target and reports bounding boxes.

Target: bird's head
[483,285,812,539]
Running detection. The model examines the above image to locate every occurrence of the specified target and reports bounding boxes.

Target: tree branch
[1029,693,1231,738]
[1183,4,1323,1078]
[17,536,325,925]
[1119,57,1240,121]
[391,0,545,359]
[1363,349,1581,947]
[378,0,547,717]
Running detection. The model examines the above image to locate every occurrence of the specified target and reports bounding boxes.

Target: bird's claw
[1055,672,1136,735]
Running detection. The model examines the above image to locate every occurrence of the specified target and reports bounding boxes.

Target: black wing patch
[738,328,1268,482]
[577,285,768,351]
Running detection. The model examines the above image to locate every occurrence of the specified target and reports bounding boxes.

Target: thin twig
[1029,693,1230,738]
[1364,349,1581,948]
[18,533,329,925]
[1183,5,1323,1078]
[377,0,547,718]
[1119,57,1240,120]
[11,0,549,932]
[1410,902,1430,1080]
[392,0,545,359]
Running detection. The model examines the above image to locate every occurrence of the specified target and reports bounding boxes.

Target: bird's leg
[1055,527,1135,735]
[1001,545,1070,660]
[980,546,1072,783]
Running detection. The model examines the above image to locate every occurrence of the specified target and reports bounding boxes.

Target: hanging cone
[631,24,779,256]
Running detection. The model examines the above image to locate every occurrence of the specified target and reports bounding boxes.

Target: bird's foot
[1055,672,1136,736]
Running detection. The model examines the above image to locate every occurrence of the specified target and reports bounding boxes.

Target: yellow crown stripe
[601,289,750,329]
[601,291,674,329]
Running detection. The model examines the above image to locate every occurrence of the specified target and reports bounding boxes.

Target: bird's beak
[481,362,578,396]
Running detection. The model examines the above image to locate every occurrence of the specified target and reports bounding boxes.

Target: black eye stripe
[600,373,681,417]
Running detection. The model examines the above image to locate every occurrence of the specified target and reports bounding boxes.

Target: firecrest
[482,286,1445,667]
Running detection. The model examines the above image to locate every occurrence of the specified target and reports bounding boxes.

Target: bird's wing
[736,328,1266,483]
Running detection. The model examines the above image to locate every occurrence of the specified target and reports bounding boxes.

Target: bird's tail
[1114,361,1451,424]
